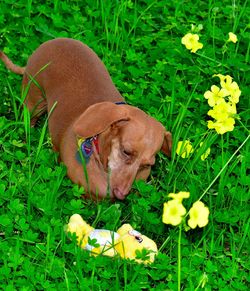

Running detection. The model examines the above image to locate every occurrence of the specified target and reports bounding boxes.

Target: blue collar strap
[115,101,126,105]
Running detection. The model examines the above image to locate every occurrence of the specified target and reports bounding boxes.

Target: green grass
[0,0,249,290]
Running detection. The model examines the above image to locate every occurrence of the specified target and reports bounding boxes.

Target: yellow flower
[220,75,240,98]
[206,74,241,134]
[176,140,194,158]
[188,201,209,229]
[162,199,186,226]
[207,99,236,121]
[207,117,235,134]
[181,33,203,53]
[204,85,228,107]
[168,191,190,202]
[199,142,211,161]
[214,74,241,103]
[228,32,238,43]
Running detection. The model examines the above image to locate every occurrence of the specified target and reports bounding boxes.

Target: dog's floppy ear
[161,131,172,157]
[73,101,129,138]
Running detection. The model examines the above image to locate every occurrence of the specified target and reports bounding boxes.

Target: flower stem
[237,118,250,134]
[178,224,182,291]
[221,134,224,166]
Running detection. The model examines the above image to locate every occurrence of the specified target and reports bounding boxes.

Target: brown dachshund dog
[0,38,172,200]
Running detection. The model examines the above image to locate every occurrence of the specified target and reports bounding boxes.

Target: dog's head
[74,102,172,200]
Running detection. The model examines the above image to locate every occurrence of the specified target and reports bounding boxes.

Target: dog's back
[22,38,123,148]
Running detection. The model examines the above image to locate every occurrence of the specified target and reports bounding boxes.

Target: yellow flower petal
[190,41,203,53]
[229,88,241,104]
[168,191,190,202]
[199,142,211,161]
[207,120,215,130]
[204,90,213,100]
[220,75,233,94]
[213,74,226,82]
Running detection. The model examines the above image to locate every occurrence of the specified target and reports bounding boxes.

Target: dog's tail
[0,51,25,75]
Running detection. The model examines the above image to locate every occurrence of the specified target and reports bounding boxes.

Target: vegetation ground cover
[0,0,249,290]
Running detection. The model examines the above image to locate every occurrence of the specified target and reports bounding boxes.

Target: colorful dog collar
[76,136,99,164]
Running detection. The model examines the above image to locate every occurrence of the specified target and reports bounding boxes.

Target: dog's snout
[113,188,127,200]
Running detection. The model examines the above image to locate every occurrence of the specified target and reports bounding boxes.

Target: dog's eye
[122,149,132,157]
